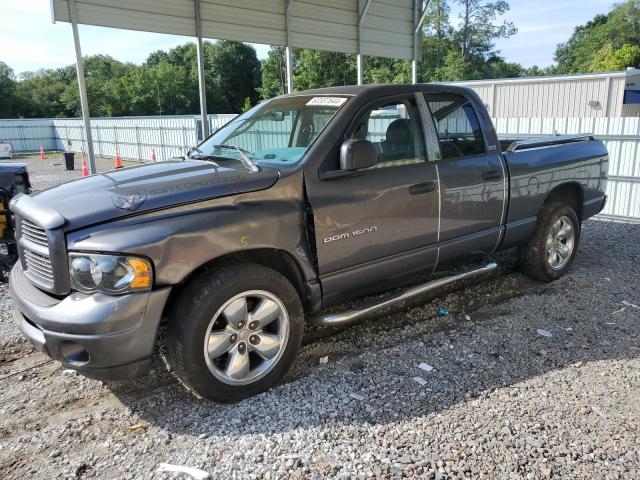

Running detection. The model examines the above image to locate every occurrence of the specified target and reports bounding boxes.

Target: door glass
[352,100,426,169]
[426,94,486,160]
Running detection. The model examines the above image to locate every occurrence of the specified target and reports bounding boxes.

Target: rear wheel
[519,202,580,282]
[167,264,304,402]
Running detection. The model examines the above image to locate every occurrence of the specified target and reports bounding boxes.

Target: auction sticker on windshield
[306,97,348,106]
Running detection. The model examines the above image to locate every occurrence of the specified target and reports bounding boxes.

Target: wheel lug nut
[230,334,238,343]
[249,321,259,330]
[249,335,259,345]
[237,321,245,329]
[238,342,246,354]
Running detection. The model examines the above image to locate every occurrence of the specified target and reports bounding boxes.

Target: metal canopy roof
[49,0,425,174]
[51,0,418,60]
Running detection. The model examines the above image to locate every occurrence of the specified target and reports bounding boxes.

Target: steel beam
[285,0,295,93]
[412,0,428,84]
[357,0,373,85]
[194,0,209,139]
[67,0,96,173]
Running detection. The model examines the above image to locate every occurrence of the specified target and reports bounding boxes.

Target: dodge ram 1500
[10,84,608,401]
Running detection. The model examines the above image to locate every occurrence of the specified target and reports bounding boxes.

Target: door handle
[409,181,437,194]
[482,169,502,181]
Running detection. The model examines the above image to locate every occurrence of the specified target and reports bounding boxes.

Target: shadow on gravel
[107,221,640,438]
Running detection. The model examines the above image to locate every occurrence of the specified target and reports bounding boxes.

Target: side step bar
[311,262,497,327]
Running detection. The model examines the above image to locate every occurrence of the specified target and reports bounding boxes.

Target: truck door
[305,95,440,306]
[422,92,507,265]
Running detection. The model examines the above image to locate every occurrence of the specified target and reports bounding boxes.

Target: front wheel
[519,202,581,282]
[166,264,304,402]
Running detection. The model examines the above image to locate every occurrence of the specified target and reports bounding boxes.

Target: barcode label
[306,97,348,107]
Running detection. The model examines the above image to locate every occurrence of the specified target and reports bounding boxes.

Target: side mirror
[340,139,377,171]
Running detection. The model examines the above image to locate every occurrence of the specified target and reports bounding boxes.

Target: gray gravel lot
[0,156,639,479]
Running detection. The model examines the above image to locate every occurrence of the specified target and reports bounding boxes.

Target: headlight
[69,253,153,294]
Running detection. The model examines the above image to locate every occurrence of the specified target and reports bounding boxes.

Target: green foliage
[0,62,18,117]
[293,50,357,90]
[207,40,261,112]
[259,47,286,100]
[455,0,517,61]
[241,97,252,112]
[590,43,640,72]
[555,0,640,73]
[3,40,260,118]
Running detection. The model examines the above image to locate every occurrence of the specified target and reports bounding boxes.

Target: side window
[351,99,426,169]
[426,94,486,160]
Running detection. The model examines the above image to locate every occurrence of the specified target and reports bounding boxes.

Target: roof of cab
[289,83,474,97]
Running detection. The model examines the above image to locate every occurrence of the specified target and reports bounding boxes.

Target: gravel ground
[0,156,639,479]
[11,152,140,191]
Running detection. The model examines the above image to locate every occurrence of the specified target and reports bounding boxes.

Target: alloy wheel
[203,290,290,385]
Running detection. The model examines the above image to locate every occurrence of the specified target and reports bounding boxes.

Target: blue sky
[0,0,616,76]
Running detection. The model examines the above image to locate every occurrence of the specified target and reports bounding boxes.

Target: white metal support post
[67,0,97,173]
[194,0,209,139]
[357,0,373,85]
[285,0,294,94]
[412,0,428,84]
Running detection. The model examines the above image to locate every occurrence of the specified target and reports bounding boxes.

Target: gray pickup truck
[10,85,608,401]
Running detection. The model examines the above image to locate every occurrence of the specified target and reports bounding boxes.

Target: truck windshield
[192,95,350,167]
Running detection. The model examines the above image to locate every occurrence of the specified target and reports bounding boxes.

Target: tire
[519,201,581,282]
[166,263,304,402]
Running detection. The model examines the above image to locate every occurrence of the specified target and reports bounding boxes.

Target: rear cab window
[425,93,486,160]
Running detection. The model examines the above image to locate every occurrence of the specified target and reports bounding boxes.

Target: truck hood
[24,160,279,230]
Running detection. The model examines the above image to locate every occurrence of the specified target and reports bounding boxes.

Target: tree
[555,0,640,73]
[207,40,261,112]
[259,47,286,100]
[589,43,640,72]
[15,68,74,117]
[455,0,516,62]
[293,49,357,90]
[0,62,18,117]
[145,40,261,113]
[434,50,468,81]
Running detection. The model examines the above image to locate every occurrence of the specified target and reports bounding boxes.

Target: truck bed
[499,134,595,153]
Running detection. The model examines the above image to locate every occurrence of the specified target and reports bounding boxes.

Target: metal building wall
[452,71,640,118]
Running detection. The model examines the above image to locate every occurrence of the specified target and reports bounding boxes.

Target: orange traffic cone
[114,148,123,169]
[151,149,157,162]
[39,145,46,160]
[81,155,89,177]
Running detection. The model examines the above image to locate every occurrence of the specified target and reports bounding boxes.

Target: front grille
[23,249,54,283]
[18,218,55,289]
[20,219,48,247]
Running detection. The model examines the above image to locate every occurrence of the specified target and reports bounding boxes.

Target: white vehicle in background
[0,141,13,159]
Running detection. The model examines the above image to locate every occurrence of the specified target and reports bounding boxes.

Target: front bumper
[9,263,171,380]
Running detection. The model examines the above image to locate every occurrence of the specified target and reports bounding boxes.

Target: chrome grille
[23,249,54,281]
[20,219,48,247]
[19,218,55,288]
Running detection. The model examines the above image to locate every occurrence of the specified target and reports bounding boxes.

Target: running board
[311,262,498,327]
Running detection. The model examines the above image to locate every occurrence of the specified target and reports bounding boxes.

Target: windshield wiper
[211,144,259,172]
[185,146,203,161]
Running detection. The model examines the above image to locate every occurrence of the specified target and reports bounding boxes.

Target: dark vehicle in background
[9,85,608,402]
[0,163,30,260]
